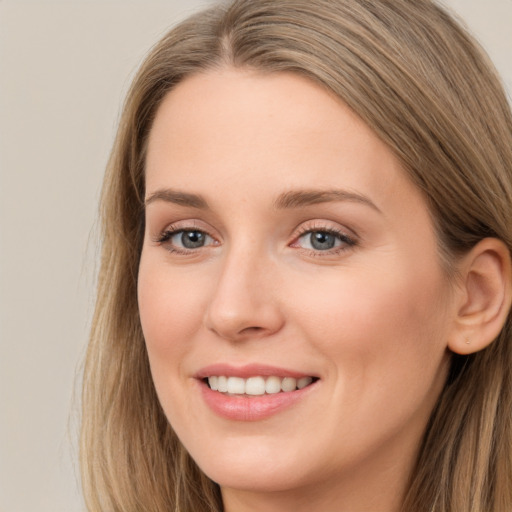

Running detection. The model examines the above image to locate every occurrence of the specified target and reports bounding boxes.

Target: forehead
[145,68,419,215]
[147,68,374,157]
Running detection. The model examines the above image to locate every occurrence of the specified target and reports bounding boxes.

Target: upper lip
[195,363,317,380]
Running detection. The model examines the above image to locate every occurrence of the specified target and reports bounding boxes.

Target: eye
[293,228,356,253]
[174,230,211,249]
[156,228,216,252]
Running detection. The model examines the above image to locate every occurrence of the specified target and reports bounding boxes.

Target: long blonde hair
[81,1,512,510]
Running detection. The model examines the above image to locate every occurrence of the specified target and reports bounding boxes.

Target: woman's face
[139,69,456,507]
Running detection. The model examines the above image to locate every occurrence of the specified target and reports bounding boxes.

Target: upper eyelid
[155,219,216,236]
[292,219,358,238]
[295,225,347,236]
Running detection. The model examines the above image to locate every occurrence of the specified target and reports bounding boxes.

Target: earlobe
[448,238,512,355]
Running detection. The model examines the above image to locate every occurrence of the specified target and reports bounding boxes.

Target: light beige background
[0,1,510,511]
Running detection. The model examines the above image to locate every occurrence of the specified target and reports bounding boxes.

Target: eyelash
[153,223,217,255]
[290,225,357,257]
[153,223,357,256]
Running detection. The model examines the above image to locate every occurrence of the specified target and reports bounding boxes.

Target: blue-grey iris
[181,231,206,249]
[310,232,336,250]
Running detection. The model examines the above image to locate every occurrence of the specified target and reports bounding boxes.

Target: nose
[204,246,285,342]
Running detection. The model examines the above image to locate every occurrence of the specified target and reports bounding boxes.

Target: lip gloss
[199,382,316,421]
[195,364,318,421]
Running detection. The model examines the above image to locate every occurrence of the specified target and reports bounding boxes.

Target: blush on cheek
[138,269,210,372]
[313,267,445,365]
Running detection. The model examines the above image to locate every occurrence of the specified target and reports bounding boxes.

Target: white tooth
[208,376,218,391]
[227,376,245,394]
[246,376,266,396]
[217,376,228,392]
[297,377,313,389]
[265,376,281,394]
[281,377,297,392]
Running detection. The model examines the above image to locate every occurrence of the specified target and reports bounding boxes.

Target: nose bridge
[204,237,282,340]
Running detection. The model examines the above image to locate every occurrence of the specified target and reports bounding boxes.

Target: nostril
[243,326,264,333]
[236,325,269,338]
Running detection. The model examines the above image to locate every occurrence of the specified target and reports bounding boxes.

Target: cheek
[137,255,207,372]
[137,256,214,431]
[291,260,451,394]
[284,262,452,463]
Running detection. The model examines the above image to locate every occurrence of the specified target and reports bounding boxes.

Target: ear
[448,238,512,355]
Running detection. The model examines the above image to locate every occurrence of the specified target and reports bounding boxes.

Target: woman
[80,1,512,511]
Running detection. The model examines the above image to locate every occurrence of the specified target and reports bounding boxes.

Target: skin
[138,68,460,512]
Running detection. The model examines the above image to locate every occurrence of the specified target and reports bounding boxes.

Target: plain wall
[0,1,510,511]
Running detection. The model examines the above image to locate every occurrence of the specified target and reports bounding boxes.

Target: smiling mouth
[204,375,318,396]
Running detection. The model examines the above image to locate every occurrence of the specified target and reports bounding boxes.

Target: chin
[204,463,307,494]
[187,437,318,494]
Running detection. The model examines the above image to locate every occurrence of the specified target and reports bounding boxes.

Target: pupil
[311,232,335,250]
[182,231,205,248]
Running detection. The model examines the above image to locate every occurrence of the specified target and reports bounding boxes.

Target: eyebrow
[144,187,381,213]
[274,189,381,212]
[145,189,209,209]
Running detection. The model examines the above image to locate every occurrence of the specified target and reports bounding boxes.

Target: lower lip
[198,380,317,421]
